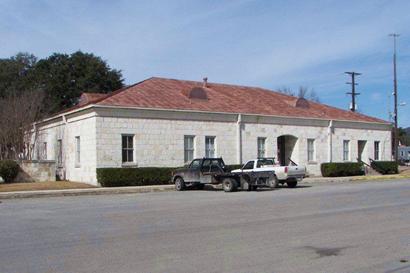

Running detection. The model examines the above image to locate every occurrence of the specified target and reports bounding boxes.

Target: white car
[232,158,306,188]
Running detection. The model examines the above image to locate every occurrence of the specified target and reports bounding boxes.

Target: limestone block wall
[96,116,237,168]
[17,160,56,182]
[241,123,329,175]
[35,113,98,185]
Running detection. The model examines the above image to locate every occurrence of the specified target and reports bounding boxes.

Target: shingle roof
[78,92,109,106]
[90,77,387,124]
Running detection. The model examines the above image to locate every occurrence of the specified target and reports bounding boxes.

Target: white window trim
[205,136,216,158]
[307,138,316,163]
[184,135,195,163]
[122,134,136,166]
[75,136,81,167]
[374,141,380,161]
[57,139,63,167]
[257,137,266,158]
[343,140,350,161]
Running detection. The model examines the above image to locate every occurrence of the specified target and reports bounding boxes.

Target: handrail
[288,158,298,166]
[357,157,370,167]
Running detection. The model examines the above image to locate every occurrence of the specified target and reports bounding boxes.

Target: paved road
[0,180,409,273]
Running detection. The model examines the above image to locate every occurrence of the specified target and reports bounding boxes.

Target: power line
[345,71,361,112]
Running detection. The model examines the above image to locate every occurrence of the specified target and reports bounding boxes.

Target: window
[205,136,216,157]
[374,141,380,160]
[42,142,47,160]
[343,140,350,161]
[184,136,195,163]
[57,140,63,166]
[243,161,254,170]
[122,135,134,163]
[190,159,201,169]
[256,159,274,168]
[307,139,315,162]
[257,137,266,158]
[75,136,81,166]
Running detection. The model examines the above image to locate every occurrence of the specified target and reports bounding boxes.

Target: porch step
[365,166,382,176]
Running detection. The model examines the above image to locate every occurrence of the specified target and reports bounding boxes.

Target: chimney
[203,77,208,88]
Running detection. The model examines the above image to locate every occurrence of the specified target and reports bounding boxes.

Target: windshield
[256,159,274,168]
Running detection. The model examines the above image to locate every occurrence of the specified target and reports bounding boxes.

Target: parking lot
[0,179,409,273]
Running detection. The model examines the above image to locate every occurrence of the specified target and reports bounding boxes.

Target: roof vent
[182,87,208,100]
[295,97,310,108]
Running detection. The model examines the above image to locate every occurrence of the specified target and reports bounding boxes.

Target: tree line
[0,51,124,160]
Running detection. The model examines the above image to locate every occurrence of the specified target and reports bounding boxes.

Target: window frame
[242,161,254,170]
[374,141,380,160]
[42,142,47,160]
[257,137,266,158]
[75,136,81,167]
[343,140,350,161]
[205,136,216,158]
[57,139,63,167]
[307,138,316,162]
[184,135,195,163]
[122,134,135,164]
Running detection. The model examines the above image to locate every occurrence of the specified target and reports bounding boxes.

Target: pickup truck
[172,158,277,192]
[232,158,306,188]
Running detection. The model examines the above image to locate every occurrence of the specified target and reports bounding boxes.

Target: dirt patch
[0,181,96,192]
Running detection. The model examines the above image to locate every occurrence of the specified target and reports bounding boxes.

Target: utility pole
[345,71,361,112]
[390,33,400,162]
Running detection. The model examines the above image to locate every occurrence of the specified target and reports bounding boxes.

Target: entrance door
[358,140,367,162]
[277,135,298,166]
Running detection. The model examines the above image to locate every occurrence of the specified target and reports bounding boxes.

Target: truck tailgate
[287,166,305,177]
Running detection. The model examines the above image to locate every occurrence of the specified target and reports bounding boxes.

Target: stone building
[33,77,392,185]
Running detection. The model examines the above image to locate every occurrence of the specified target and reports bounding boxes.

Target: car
[232,158,305,188]
[172,158,276,192]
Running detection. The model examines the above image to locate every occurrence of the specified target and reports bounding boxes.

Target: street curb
[0,185,175,200]
[303,175,410,184]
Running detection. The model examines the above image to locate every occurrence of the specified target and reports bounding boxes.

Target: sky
[1,0,409,126]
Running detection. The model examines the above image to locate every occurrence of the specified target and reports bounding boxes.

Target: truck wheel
[287,180,297,188]
[223,178,237,192]
[175,177,185,191]
[269,175,279,188]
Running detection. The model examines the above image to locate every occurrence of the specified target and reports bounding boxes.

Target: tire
[223,178,237,192]
[287,180,297,188]
[268,175,279,188]
[175,177,185,191]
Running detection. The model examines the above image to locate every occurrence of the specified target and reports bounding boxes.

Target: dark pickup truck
[172,158,276,192]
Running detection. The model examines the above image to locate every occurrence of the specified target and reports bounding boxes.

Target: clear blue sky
[1,0,409,126]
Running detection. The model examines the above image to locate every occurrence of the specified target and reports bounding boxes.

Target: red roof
[88,77,387,124]
[78,92,109,106]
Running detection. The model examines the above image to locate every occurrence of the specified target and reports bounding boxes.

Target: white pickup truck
[232,158,306,188]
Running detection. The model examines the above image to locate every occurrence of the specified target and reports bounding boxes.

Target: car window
[256,159,274,168]
[242,161,254,170]
[190,160,201,169]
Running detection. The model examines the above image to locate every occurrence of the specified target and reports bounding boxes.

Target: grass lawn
[0,181,96,192]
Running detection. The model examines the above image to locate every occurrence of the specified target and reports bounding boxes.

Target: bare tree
[277,86,320,103]
[277,87,295,96]
[0,89,45,160]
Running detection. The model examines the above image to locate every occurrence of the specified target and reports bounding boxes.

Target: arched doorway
[277,135,298,166]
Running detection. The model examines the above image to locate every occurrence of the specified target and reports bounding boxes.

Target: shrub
[0,160,20,183]
[370,161,398,175]
[97,167,178,187]
[321,162,364,177]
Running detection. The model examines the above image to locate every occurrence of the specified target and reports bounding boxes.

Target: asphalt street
[0,179,409,273]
